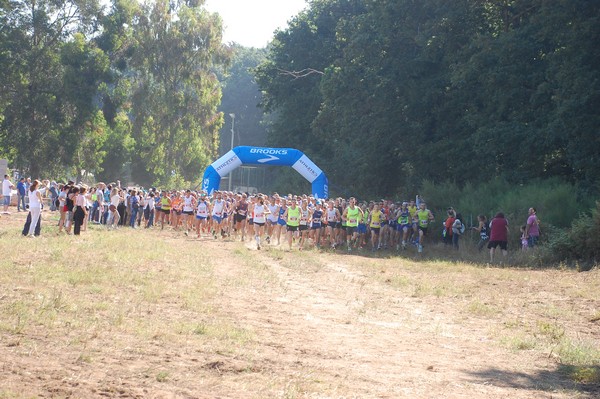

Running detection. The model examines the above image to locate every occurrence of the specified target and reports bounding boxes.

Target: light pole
[228,113,235,191]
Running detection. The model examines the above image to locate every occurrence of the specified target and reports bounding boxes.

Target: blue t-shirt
[17,181,26,196]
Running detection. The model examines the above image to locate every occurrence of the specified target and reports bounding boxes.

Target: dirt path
[1,218,598,398]
[197,240,595,399]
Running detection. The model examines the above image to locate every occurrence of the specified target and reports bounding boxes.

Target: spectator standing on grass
[443,208,456,246]
[73,186,88,235]
[101,185,111,224]
[488,212,509,263]
[2,175,14,214]
[65,184,76,234]
[57,184,68,233]
[95,183,105,223]
[145,192,155,228]
[49,181,58,211]
[25,180,43,237]
[520,225,529,251]
[107,187,121,228]
[129,190,140,228]
[525,207,540,248]
[136,191,145,227]
[17,177,26,212]
[117,189,127,226]
[472,214,489,252]
[451,213,464,250]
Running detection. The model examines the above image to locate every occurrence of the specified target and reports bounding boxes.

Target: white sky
[204,0,308,48]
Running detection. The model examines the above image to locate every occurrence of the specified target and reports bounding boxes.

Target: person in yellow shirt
[369,203,384,251]
[283,199,301,250]
[415,202,435,253]
[159,190,172,230]
[342,197,364,252]
[408,199,418,244]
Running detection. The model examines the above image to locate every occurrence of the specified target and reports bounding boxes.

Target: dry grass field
[1,210,599,398]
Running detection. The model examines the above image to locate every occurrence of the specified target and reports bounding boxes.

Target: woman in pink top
[525,207,540,248]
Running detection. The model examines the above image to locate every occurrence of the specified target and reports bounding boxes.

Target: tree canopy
[256,0,600,198]
[1,0,598,197]
[0,0,230,186]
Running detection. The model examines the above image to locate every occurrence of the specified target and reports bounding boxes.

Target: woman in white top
[252,196,270,250]
[73,186,88,235]
[267,199,279,243]
[195,195,210,237]
[26,180,43,237]
[145,192,155,228]
[181,190,196,234]
[107,188,121,228]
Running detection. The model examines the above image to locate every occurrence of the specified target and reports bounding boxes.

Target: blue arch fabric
[201,146,328,198]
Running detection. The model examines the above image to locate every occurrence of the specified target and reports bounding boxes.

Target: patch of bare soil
[1,212,598,398]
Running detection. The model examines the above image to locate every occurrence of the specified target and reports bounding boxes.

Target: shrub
[421,178,580,231]
[541,202,600,267]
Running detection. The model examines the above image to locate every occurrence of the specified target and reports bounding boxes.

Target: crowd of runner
[4,176,541,261]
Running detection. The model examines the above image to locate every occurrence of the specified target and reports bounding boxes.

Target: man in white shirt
[95,183,105,223]
[2,175,14,214]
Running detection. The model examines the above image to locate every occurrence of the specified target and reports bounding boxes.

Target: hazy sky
[204,0,308,48]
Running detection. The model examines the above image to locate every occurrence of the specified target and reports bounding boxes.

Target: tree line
[3,0,599,201]
[255,0,600,200]
[0,0,229,186]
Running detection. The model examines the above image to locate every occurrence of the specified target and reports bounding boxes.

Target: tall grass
[421,177,582,229]
[0,221,227,348]
[420,177,600,266]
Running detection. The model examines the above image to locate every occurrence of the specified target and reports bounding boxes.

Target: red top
[490,217,508,241]
[445,217,456,236]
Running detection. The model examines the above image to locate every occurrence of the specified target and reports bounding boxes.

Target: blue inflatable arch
[202,146,328,198]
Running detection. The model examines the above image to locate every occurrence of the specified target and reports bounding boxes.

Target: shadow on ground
[464,365,600,398]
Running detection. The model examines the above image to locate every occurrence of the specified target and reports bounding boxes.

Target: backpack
[453,219,465,235]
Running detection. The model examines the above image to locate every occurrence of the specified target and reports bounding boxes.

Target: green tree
[128,0,229,186]
[61,33,111,179]
[217,45,268,155]
[96,112,134,183]
[255,0,366,194]
[0,0,102,178]
[313,0,485,196]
